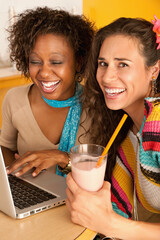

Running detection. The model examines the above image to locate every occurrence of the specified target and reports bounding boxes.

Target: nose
[38,63,52,78]
[102,66,117,83]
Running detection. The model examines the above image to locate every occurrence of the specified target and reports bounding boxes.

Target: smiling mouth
[105,88,126,96]
[40,80,60,93]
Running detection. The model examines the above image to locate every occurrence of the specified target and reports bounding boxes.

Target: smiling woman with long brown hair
[66,17,160,240]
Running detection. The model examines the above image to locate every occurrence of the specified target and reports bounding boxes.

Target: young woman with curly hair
[0,7,95,177]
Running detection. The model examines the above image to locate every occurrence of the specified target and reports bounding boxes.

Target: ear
[150,60,160,79]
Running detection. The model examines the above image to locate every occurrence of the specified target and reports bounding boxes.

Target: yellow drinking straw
[96,113,128,168]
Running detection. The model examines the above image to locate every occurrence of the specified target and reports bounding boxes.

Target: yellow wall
[0,75,31,128]
[83,0,160,28]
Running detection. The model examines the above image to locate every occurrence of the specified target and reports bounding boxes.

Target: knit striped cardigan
[111,98,160,219]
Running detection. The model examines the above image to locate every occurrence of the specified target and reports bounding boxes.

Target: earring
[75,72,82,82]
[151,76,157,97]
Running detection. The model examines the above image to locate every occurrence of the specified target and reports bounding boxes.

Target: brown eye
[119,62,128,68]
[98,61,107,67]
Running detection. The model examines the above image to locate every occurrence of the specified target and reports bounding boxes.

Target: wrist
[100,211,122,239]
[106,212,137,240]
[58,152,71,174]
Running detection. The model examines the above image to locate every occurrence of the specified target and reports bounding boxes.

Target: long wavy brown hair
[83,17,160,181]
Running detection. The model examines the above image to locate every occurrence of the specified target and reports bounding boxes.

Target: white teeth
[105,88,125,94]
[41,81,60,87]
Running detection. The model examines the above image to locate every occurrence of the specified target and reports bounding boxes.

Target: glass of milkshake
[70,144,107,191]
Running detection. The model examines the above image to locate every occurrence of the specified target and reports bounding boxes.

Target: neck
[42,82,83,108]
[131,124,139,135]
[124,99,145,133]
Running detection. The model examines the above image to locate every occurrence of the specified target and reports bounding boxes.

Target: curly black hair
[8,7,95,78]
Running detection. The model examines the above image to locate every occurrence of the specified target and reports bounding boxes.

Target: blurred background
[84,0,160,28]
[0,0,160,68]
[0,0,82,68]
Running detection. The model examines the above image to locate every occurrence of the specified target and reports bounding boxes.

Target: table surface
[0,203,96,240]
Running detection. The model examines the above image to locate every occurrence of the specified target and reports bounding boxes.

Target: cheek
[60,68,75,82]
[59,62,76,78]
[96,69,102,84]
[29,65,37,77]
[96,72,103,92]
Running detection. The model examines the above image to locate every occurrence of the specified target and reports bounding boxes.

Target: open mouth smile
[40,80,60,93]
[105,88,126,96]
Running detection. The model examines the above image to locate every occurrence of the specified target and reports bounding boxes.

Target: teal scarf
[42,83,83,177]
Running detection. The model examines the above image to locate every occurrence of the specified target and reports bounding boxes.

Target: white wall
[0,0,82,68]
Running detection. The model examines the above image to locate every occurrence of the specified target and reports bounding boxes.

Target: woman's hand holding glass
[66,173,115,238]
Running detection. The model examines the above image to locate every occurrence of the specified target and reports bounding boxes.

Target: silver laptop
[0,147,67,219]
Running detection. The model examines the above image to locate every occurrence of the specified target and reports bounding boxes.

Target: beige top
[0,84,91,155]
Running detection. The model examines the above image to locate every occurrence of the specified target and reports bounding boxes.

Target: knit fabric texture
[111,98,160,219]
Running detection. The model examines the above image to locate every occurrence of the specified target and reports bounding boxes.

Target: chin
[105,102,122,111]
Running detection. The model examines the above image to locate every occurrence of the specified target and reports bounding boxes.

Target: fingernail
[15,172,20,176]
[6,169,9,174]
[32,172,36,177]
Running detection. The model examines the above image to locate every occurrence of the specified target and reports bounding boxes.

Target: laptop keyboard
[8,175,57,210]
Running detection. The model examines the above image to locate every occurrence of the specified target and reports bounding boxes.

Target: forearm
[102,211,160,240]
[1,146,16,166]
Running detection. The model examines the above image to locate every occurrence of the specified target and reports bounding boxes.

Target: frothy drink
[71,155,107,191]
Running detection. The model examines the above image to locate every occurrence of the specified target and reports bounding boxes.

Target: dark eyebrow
[98,57,105,60]
[30,52,64,57]
[115,58,131,62]
[98,57,131,62]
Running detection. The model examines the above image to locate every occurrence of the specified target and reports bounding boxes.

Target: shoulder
[2,84,32,112]
[144,98,160,119]
[142,98,160,152]
[4,84,32,99]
